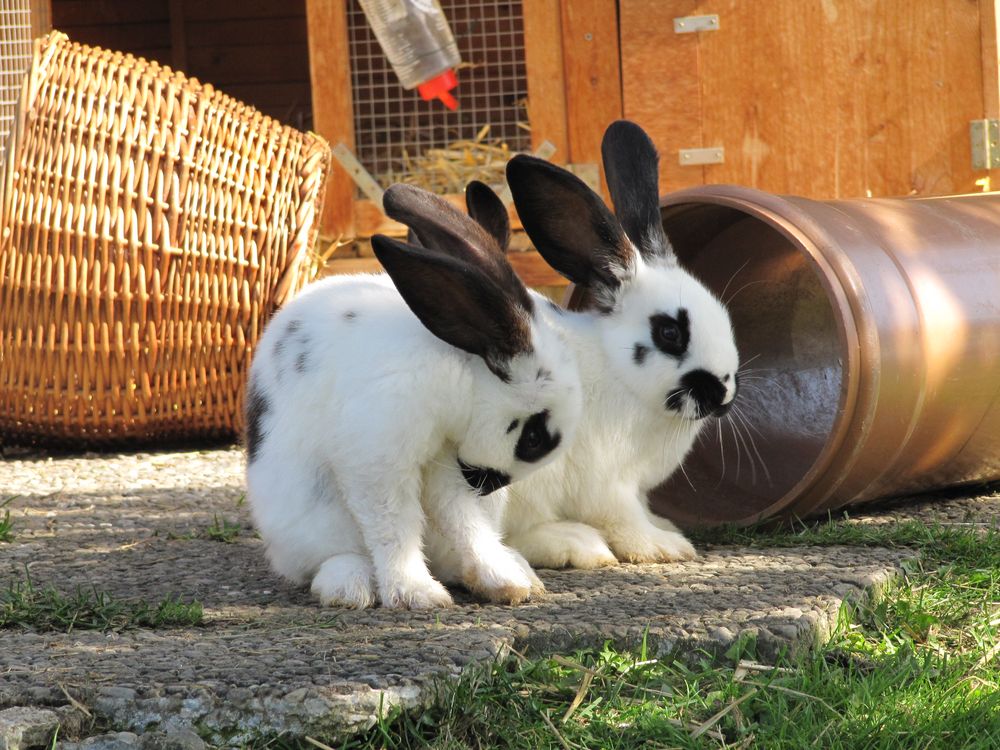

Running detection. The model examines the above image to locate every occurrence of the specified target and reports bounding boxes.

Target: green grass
[204,513,243,543]
[0,495,17,542]
[269,519,999,750]
[166,513,244,543]
[0,574,203,632]
[687,513,996,552]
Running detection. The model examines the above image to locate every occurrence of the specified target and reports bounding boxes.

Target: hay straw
[381,124,513,195]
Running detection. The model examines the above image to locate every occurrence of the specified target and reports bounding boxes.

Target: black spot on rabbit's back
[274,319,303,359]
[343,311,357,322]
[295,352,309,373]
[245,383,270,462]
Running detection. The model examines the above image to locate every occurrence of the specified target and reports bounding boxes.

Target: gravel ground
[0,447,995,747]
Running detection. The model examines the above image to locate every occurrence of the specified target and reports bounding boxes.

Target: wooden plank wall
[183,1,311,129]
[523,0,568,162]
[981,0,1000,172]
[50,0,312,130]
[306,0,354,238]
[619,0,703,193]
[30,0,52,36]
[560,0,622,197]
[620,0,993,199]
[51,0,172,62]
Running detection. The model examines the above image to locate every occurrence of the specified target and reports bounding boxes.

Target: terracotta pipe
[568,186,1000,526]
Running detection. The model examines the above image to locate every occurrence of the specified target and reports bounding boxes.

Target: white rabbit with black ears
[245,182,582,608]
[500,120,739,569]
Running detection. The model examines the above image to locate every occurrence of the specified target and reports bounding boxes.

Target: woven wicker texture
[0,32,331,446]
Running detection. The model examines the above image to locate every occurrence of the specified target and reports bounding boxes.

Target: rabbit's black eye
[658,322,680,343]
[523,426,542,449]
[650,310,690,358]
[515,410,560,463]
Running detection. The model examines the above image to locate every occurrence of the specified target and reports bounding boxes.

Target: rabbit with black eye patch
[245,182,582,608]
[498,120,740,569]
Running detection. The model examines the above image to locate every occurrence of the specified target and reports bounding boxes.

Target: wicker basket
[0,32,331,446]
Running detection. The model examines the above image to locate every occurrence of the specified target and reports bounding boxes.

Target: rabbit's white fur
[246,189,582,608]
[502,257,736,568]
[501,121,739,569]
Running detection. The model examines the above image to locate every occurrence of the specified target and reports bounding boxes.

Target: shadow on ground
[0,449,942,744]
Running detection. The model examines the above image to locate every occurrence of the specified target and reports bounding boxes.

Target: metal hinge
[674,15,720,34]
[679,147,725,166]
[970,119,1000,169]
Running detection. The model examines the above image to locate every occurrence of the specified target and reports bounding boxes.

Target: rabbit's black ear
[383,183,497,266]
[506,155,633,295]
[372,235,531,381]
[406,227,424,247]
[465,180,511,251]
[601,120,673,262]
[382,183,531,312]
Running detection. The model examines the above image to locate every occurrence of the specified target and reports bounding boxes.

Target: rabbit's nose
[711,400,734,418]
[670,369,728,419]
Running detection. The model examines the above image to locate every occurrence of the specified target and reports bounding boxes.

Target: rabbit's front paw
[311,553,377,608]
[511,549,546,596]
[510,522,617,570]
[463,549,538,605]
[382,574,454,610]
[609,526,697,564]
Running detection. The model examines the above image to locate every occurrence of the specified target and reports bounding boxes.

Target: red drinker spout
[418,69,459,110]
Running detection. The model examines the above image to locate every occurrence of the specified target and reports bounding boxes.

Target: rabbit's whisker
[723,278,770,306]
[731,413,757,485]
[733,406,772,486]
[674,428,697,493]
[738,407,768,442]
[715,416,727,488]
[718,258,751,304]
[725,416,742,483]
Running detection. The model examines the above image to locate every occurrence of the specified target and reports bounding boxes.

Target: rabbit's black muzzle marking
[458,459,511,496]
[666,369,732,419]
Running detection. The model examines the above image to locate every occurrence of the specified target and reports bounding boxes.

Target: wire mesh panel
[0,0,34,165]
[348,0,530,192]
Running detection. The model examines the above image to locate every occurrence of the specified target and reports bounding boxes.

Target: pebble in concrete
[0,707,60,750]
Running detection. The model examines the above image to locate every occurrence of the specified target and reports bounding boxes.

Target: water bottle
[358,0,462,109]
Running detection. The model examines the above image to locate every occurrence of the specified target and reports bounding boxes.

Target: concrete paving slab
[0,448,994,746]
